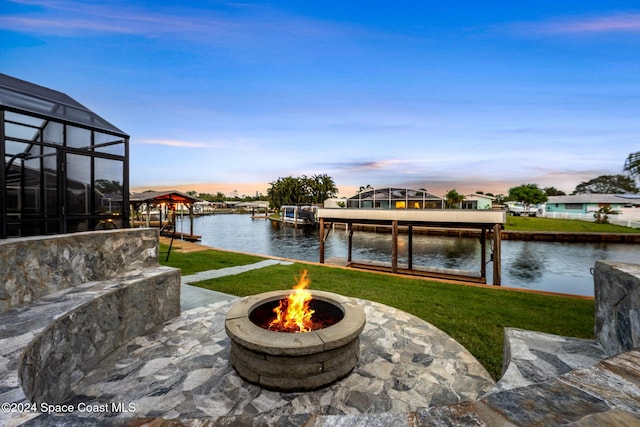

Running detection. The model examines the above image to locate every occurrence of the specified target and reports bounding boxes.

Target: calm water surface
[177,214,640,297]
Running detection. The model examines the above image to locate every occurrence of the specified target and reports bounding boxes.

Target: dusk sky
[2,1,639,198]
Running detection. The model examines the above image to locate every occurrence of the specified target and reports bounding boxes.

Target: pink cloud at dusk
[513,11,640,35]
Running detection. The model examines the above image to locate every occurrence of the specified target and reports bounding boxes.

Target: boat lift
[317,209,506,285]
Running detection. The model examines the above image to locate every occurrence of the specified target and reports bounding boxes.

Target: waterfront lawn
[166,248,595,381]
[505,216,640,233]
[161,247,266,276]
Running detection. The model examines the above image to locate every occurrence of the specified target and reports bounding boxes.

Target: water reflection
[182,214,640,297]
[441,238,478,269]
[508,242,547,282]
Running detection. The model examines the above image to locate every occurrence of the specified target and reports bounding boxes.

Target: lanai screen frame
[347,187,445,209]
[0,74,130,239]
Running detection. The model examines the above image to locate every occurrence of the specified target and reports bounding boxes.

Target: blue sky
[2,1,639,198]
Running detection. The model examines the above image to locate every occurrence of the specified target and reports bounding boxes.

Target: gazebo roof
[129,190,201,205]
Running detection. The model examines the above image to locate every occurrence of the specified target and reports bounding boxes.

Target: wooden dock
[160,230,201,242]
[159,236,207,252]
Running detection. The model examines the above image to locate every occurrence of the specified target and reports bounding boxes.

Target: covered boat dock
[317,209,506,285]
[129,190,202,241]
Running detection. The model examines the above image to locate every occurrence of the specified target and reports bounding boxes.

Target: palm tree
[444,189,464,209]
[624,151,640,179]
[593,206,620,224]
[309,174,338,204]
[268,175,338,209]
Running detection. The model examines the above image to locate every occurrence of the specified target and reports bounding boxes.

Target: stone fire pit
[225,290,366,391]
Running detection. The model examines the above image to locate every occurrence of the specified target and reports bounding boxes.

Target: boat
[506,202,541,217]
[277,205,319,227]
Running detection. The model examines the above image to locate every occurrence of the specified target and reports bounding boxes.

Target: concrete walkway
[180,259,293,310]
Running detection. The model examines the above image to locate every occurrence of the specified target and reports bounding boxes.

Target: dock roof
[317,208,505,229]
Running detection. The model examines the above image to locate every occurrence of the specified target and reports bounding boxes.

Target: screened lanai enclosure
[0,73,129,239]
[347,187,444,209]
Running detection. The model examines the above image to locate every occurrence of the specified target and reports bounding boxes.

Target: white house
[544,194,640,226]
[545,194,640,215]
[462,194,495,210]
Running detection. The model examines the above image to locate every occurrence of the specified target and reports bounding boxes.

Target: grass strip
[161,246,266,276]
[504,216,640,233]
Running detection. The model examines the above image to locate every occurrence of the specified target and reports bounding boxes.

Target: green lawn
[161,244,594,380]
[161,247,265,276]
[504,215,640,233]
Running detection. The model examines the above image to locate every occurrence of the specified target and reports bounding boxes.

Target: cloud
[0,1,235,36]
[1,0,356,48]
[353,159,408,170]
[135,137,256,149]
[553,12,640,34]
[331,160,411,171]
[136,139,211,148]
[510,11,640,36]
[0,16,138,35]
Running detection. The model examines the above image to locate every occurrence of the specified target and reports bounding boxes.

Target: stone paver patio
[65,296,495,421]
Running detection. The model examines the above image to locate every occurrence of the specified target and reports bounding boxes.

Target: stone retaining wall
[594,260,640,356]
[0,228,181,422]
[0,228,160,312]
[19,269,180,404]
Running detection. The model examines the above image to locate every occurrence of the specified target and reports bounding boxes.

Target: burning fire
[268,269,315,333]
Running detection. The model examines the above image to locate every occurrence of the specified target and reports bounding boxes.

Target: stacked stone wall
[18,269,180,404]
[0,229,159,312]
[594,261,640,356]
[0,228,180,412]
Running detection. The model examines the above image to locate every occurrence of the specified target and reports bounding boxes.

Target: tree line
[184,190,268,203]
[182,174,338,209]
[267,174,338,210]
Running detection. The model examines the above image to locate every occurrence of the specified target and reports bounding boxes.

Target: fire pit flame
[268,269,315,333]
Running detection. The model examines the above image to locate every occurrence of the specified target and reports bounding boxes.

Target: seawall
[327,223,640,244]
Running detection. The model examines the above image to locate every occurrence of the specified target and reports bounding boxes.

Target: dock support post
[319,218,325,264]
[189,206,194,237]
[392,220,398,273]
[480,228,486,282]
[493,224,501,285]
[407,225,413,270]
[347,223,353,263]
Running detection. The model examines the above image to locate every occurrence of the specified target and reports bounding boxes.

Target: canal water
[177,214,640,297]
